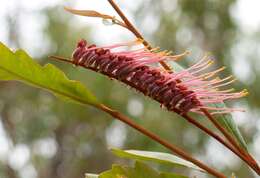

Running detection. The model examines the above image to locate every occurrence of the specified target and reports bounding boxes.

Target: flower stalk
[106,0,260,175]
[57,0,260,176]
[97,103,227,178]
[107,0,172,71]
[71,39,246,115]
[49,54,227,177]
[49,37,250,177]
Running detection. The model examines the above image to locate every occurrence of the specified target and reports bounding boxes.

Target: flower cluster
[71,39,247,115]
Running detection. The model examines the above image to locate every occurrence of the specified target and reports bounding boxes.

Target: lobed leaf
[0,42,98,106]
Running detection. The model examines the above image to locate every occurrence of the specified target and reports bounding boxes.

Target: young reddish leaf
[64,7,113,19]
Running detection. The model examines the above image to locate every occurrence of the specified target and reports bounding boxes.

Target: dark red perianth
[71,39,201,114]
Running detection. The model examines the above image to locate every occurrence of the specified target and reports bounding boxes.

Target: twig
[202,109,244,153]
[201,109,260,174]
[105,0,260,175]
[97,103,226,178]
[180,113,249,162]
[107,0,172,71]
[50,54,259,175]
[49,56,225,177]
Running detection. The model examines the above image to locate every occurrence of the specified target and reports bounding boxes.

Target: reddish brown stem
[181,113,246,160]
[97,103,226,178]
[106,0,260,175]
[181,112,260,174]
[201,109,260,175]
[202,109,243,153]
[107,0,171,71]
[47,54,228,177]
[50,54,259,175]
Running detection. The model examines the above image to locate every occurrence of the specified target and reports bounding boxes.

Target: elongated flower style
[71,39,247,115]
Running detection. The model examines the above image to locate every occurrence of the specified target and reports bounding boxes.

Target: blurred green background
[0,0,260,177]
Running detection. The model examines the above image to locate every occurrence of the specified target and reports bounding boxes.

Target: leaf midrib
[0,65,96,106]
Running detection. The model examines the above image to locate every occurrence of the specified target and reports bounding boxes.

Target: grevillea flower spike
[71,39,248,115]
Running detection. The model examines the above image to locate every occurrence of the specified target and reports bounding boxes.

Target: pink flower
[72,39,247,115]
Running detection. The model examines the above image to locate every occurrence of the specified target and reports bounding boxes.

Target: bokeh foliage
[0,0,259,178]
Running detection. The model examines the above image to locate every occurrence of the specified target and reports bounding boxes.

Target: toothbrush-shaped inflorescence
[71,39,247,115]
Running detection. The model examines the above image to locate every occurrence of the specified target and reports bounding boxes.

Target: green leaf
[111,148,204,172]
[0,42,98,106]
[214,103,248,151]
[160,172,188,178]
[168,60,248,151]
[99,161,188,178]
[85,173,99,178]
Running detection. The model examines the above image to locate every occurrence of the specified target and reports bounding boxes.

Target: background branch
[49,55,225,177]
[107,0,172,71]
[97,103,226,178]
[106,0,260,175]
